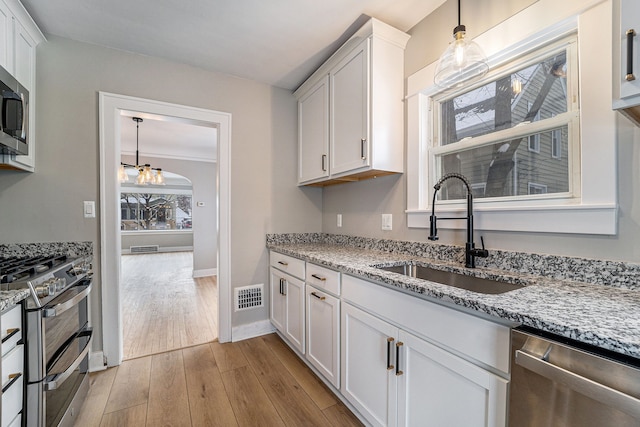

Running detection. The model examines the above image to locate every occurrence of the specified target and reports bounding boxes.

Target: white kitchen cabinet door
[618,0,640,100]
[298,75,329,184]
[270,267,305,354]
[306,285,340,388]
[270,267,287,334]
[284,272,305,354]
[330,38,369,176]
[397,329,508,427]
[0,1,12,72]
[341,302,397,427]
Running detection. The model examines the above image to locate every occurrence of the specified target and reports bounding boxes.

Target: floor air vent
[235,284,264,311]
[130,245,160,254]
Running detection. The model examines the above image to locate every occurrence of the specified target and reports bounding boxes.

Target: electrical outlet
[337,214,342,228]
[382,214,392,230]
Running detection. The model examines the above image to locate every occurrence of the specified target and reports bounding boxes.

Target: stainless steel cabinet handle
[386,337,395,371]
[311,274,326,281]
[516,350,640,419]
[278,261,288,266]
[321,154,327,172]
[361,138,367,160]
[1,328,19,344]
[626,29,636,81]
[396,342,404,376]
[2,372,22,393]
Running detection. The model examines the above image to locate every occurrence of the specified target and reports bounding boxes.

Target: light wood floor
[74,334,363,427]
[121,252,217,360]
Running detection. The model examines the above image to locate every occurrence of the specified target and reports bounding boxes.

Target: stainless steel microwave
[0,64,28,156]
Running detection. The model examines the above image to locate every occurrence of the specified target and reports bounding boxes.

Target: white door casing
[98,92,232,366]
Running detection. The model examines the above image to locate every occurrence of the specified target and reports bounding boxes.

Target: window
[528,183,548,195]
[406,0,617,235]
[432,39,576,202]
[120,193,192,231]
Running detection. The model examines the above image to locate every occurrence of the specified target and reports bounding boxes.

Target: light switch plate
[83,201,96,218]
[337,214,342,228]
[382,214,392,230]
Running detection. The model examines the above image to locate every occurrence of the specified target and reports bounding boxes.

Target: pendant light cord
[458,0,461,27]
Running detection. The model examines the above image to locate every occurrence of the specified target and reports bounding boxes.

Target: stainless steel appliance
[0,63,28,156]
[1,254,92,427]
[510,327,640,427]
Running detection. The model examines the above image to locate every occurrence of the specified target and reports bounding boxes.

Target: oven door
[26,278,93,427]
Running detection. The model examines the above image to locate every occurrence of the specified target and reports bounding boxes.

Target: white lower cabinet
[342,302,508,427]
[341,302,398,427]
[1,303,25,427]
[397,329,508,427]
[305,285,340,388]
[270,267,305,354]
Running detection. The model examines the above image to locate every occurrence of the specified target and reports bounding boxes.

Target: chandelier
[118,117,165,185]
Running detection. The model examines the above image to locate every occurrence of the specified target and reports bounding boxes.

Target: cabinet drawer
[2,344,24,426]
[306,263,341,296]
[1,304,22,356]
[270,252,305,280]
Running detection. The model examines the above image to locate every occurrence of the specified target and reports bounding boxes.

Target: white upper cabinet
[613,0,640,125]
[298,75,330,183]
[295,18,409,186]
[0,0,44,172]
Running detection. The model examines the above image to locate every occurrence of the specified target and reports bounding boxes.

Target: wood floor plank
[322,402,364,427]
[74,368,118,427]
[238,336,331,427]
[262,333,337,410]
[210,340,248,373]
[100,403,147,427]
[183,344,238,427]
[221,365,285,426]
[104,357,151,414]
[146,350,191,427]
[121,252,217,360]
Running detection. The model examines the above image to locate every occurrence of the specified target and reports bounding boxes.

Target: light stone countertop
[268,242,640,360]
[0,289,30,312]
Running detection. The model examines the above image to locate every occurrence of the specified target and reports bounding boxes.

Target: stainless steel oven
[509,327,640,427]
[1,254,92,427]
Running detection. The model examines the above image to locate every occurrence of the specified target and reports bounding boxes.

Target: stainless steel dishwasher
[509,327,640,427]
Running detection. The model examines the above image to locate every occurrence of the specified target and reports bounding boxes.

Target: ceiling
[21,0,446,161]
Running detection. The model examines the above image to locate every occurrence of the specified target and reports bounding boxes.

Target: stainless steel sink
[377,263,523,294]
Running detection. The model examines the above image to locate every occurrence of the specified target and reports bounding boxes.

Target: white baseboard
[232,319,276,342]
[89,351,107,372]
[193,268,217,278]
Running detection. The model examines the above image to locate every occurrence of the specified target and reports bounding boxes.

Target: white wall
[0,35,323,349]
[322,0,640,263]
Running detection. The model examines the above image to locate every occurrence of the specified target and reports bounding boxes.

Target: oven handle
[43,281,92,318]
[44,327,92,391]
[515,349,640,419]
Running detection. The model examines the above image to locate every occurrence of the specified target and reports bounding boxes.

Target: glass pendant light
[434,0,489,89]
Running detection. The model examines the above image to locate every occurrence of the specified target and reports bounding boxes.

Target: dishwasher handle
[515,349,640,419]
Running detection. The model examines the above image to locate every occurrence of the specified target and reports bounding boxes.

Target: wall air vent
[130,245,159,254]
[235,284,264,311]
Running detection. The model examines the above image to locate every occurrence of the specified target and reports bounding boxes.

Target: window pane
[440,51,568,145]
[436,126,569,200]
[120,193,192,231]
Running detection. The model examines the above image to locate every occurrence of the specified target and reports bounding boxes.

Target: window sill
[407,203,617,235]
[121,229,194,235]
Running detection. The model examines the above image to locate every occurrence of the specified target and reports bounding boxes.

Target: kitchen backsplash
[267,233,640,291]
[0,241,93,259]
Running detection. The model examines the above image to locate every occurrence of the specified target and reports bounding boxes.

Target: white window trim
[406,0,617,235]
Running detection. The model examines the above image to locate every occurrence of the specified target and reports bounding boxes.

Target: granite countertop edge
[0,289,30,312]
[268,242,640,360]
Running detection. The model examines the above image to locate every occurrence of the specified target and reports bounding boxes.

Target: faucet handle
[473,236,489,258]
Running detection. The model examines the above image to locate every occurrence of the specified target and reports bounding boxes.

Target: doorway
[99,92,232,368]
